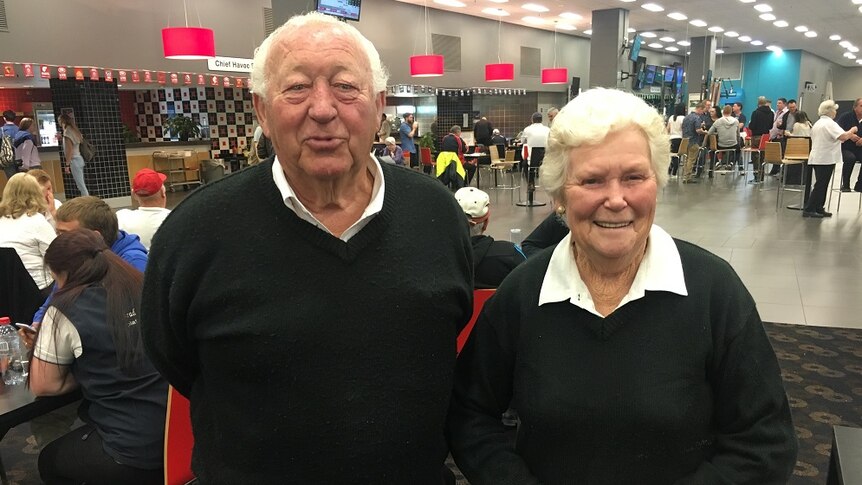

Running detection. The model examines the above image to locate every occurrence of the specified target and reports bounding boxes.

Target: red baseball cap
[132,168,167,196]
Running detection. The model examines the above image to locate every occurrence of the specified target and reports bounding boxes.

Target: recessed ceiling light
[482,7,509,15]
[628,28,636,33]
[522,3,549,12]
[708,26,724,32]
[804,31,817,38]
[648,42,664,48]
[690,19,707,27]
[619,0,636,2]
[839,40,852,48]
[847,53,858,59]
[739,0,756,3]
[795,25,808,32]
[773,20,788,27]
[829,35,841,41]
[666,46,679,51]
[715,49,725,54]
[853,0,862,3]
[433,0,466,6]
[641,3,665,12]
[583,29,592,35]
[766,45,783,53]
[751,40,764,46]
[859,5,862,12]
[488,0,508,3]
[640,32,657,38]
[738,35,752,42]
[849,46,860,53]
[559,12,582,20]
[678,40,691,46]
[758,13,776,21]
[557,23,577,30]
[522,16,545,24]
[725,31,739,37]
[660,36,675,42]
[667,12,688,20]
[856,59,862,65]
[753,4,772,12]
[686,51,691,55]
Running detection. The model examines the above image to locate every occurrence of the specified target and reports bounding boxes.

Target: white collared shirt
[538,225,688,317]
[271,156,385,242]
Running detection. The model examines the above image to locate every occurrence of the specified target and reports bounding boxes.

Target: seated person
[0,173,56,293]
[521,210,569,258]
[26,229,167,484]
[116,169,172,250]
[490,129,506,147]
[442,125,475,185]
[376,136,403,166]
[27,169,63,228]
[454,187,525,288]
[437,126,467,190]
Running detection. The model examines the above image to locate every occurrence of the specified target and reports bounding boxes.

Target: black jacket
[748,105,774,137]
[472,235,525,288]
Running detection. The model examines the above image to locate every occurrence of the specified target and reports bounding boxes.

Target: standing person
[0,173,56,293]
[788,111,812,137]
[447,87,797,485]
[2,109,20,180]
[803,100,858,218]
[376,112,389,142]
[57,113,89,196]
[27,168,63,228]
[473,116,493,148]
[116,168,171,250]
[26,229,167,485]
[681,102,706,183]
[400,112,419,170]
[13,117,42,171]
[520,112,550,189]
[837,97,862,192]
[748,97,774,179]
[733,102,746,129]
[666,103,685,176]
[141,11,473,484]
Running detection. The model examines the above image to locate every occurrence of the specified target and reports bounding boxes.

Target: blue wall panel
[741,50,801,117]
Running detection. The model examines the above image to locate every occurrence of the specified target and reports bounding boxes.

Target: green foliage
[163,115,201,141]
[418,132,436,151]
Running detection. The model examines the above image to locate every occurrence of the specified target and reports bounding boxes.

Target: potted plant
[418,132,436,154]
[163,115,201,141]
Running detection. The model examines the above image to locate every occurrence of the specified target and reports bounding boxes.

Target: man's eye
[334,83,357,91]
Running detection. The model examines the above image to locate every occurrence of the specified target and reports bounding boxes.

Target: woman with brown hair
[57,113,89,196]
[0,173,55,292]
[13,117,42,171]
[26,229,167,484]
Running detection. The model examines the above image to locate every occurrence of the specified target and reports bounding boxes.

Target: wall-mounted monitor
[664,67,676,83]
[675,66,684,86]
[633,56,646,90]
[629,35,643,63]
[316,0,361,21]
[644,65,657,85]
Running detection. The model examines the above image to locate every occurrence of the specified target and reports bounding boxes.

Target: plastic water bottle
[510,228,523,246]
[0,317,24,385]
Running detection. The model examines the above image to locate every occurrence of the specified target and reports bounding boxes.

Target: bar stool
[827,161,862,212]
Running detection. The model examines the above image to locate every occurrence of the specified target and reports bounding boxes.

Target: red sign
[118,70,127,83]
[58,66,68,80]
[2,63,15,77]
[131,71,140,83]
[183,74,192,85]
[74,68,85,80]
[89,68,99,81]
[40,65,51,79]
[157,72,166,84]
[143,71,152,83]
[23,64,34,77]
[197,74,205,85]
[222,76,231,87]
[236,77,244,88]
[104,70,113,82]
[170,73,179,84]
[210,75,219,86]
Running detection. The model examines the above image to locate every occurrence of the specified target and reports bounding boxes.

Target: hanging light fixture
[486,16,514,82]
[162,0,216,60]
[541,23,568,84]
[410,1,444,77]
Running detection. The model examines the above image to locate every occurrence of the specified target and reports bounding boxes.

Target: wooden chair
[669,138,688,180]
[164,387,196,485]
[457,289,495,355]
[504,148,516,162]
[777,137,810,210]
[708,134,737,176]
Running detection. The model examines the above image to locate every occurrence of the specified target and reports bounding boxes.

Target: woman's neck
[574,242,647,316]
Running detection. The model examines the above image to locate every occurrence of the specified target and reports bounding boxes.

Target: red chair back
[757,134,770,150]
[164,386,195,485]
[420,147,433,166]
[457,289,495,355]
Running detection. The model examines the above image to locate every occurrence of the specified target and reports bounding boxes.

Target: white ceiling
[395,0,862,68]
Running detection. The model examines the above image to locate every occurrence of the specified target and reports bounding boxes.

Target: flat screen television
[645,65,657,85]
[664,67,675,83]
[675,66,684,86]
[629,35,643,63]
[316,0,361,21]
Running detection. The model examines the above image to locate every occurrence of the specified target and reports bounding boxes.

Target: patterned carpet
[1,322,859,485]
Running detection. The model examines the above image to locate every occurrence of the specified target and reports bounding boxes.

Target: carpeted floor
[1,322,859,484]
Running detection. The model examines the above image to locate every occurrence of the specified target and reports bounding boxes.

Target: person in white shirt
[803,100,858,218]
[0,173,56,291]
[116,168,171,249]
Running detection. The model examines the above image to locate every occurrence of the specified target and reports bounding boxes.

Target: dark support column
[589,8,629,89]
[688,36,717,99]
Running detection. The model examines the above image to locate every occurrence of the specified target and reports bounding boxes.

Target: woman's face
[41,182,53,200]
[562,129,658,269]
[50,270,67,288]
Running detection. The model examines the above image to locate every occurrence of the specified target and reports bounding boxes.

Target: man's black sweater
[142,160,474,484]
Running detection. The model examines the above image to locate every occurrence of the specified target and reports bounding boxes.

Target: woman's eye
[582,178,601,186]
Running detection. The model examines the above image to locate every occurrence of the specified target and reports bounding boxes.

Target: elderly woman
[803,100,857,218]
[381,136,404,166]
[447,88,797,484]
[0,173,56,292]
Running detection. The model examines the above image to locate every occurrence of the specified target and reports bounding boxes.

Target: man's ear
[253,94,268,137]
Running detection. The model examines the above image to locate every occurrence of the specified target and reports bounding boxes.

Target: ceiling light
[795,25,808,32]
[690,19,707,27]
[677,40,691,46]
[583,29,592,35]
[640,32,657,38]
[739,0,756,3]
[804,31,817,38]
[773,20,788,27]
[725,31,739,37]
[666,46,679,51]
[522,16,545,25]
[648,42,664,48]
[750,40,763,45]
[488,0,508,3]
[829,35,841,41]
[619,0,637,2]
[559,12,582,20]
[758,13,776,21]
[753,4,773,12]
[434,0,466,6]
[859,5,862,12]
[738,35,752,42]
[686,51,691,55]
[482,7,509,15]
[660,36,675,42]
[766,45,782,52]
[410,55,444,77]
[847,53,857,59]
[641,3,665,12]
[854,0,862,3]
[715,49,725,54]
[522,3,549,12]
[557,23,577,31]
[857,59,862,65]
[849,46,860,53]
[667,12,688,20]
[839,40,852,48]
[627,28,636,33]
[708,26,724,32]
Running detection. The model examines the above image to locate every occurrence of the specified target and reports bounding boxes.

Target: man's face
[788,102,797,113]
[548,111,557,124]
[254,24,384,181]
[854,100,862,118]
[405,114,414,125]
[777,100,786,111]
[733,104,741,114]
[55,219,81,235]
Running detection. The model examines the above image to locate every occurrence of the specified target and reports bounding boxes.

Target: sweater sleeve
[521,212,567,258]
[446,297,541,485]
[674,307,798,485]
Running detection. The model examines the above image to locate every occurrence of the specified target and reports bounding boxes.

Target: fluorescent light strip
[795,25,808,32]
[583,29,592,35]
[666,46,679,51]
[804,31,817,38]
[715,49,725,54]
[648,42,664,48]
[660,36,675,42]
[557,23,577,31]
[433,0,466,7]
[677,40,691,46]
[750,40,763,46]
[829,35,841,41]
[640,32,657,38]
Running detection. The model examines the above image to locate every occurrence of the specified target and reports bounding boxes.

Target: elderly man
[116,168,171,250]
[141,12,473,485]
[837,97,862,192]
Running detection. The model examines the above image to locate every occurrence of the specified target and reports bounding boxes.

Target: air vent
[263,7,274,37]
[0,0,8,33]
[521,47,540,76]
[432,34,461,72]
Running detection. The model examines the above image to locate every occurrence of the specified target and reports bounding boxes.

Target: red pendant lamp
[486,16,514,82]
[541,25,568,84]
[410,2,444,77]
[162,0,216,60]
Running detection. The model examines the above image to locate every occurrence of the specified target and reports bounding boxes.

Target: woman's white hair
[250,12,389,101]
[540,88,669,203]
[818,100,838,117]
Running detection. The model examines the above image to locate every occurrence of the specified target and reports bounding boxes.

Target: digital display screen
[645,65,656,85]
[675,66,684,86]
[316,0,361,21]
[664,67,675,83]
[629,35,643,63]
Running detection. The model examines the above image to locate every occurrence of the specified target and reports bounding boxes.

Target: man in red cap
[116,168,171,250]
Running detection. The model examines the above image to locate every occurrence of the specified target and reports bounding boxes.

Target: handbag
[79,135,97,163]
